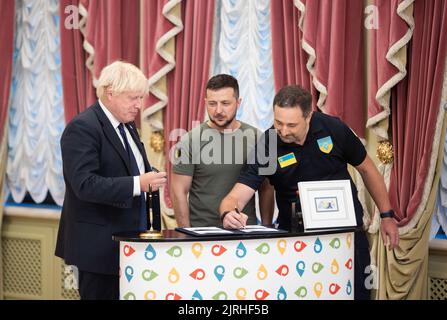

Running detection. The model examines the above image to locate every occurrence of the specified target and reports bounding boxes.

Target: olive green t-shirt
[172,121,260,227]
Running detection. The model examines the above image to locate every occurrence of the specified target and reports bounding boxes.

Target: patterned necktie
[117,123,147,231]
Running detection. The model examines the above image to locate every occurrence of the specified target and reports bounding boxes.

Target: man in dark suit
[55,61,167,300]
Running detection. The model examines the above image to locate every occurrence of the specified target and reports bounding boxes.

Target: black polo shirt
[238,112,367,230]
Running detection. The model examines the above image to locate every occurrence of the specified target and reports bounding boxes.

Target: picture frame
[298,180,357,231]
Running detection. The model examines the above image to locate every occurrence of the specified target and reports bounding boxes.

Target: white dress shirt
[98,99,144,196]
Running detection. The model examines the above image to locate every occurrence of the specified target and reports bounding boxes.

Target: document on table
[237,225,282,233]
[175,225,288,237]
[181,227,234,235]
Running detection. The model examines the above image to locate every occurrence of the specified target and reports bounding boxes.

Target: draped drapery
[142,0,183,120]
[78,0,140,92]
[371,111,447,300]
[7,0,65,206]
[165,0,215,207]
[0,0,15,137]
[294,0,365,139]
[212,0,275,131]
[270,0,316,110]
[366,0,414,234]
[141,0,183,227]
[59,0,95,123]
[0,0,15,301]
[367,0,414,141]
[389,0,447,228]
[368,0,447,299]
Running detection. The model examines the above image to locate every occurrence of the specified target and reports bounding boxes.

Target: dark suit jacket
[55,102,160,275]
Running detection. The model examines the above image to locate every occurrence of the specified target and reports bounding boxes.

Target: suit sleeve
[61,119,134,208]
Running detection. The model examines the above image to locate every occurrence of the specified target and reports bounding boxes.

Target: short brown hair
[206,74,239,98]
[273,85,312,117]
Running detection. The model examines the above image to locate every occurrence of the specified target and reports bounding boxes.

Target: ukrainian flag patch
[317,136,333,154]
[278,152,297,168]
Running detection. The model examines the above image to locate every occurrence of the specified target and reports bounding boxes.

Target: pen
[234,207,245,229]
[151,166,160,173]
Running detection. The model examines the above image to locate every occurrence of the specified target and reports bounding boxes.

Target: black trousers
[354,231,372,300]
[78,270,119,300]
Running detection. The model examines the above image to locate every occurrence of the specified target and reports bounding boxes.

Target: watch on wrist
[380,210,395,219]
[221,211,230,222]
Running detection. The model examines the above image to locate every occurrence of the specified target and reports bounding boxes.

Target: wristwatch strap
[380,210,395,219]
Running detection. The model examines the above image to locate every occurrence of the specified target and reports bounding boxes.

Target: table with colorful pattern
[113,228,355,300]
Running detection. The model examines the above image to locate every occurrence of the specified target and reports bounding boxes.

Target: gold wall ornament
[377,141,394,164]
[150,131,164,153]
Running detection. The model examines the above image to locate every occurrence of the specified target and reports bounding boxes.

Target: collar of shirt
[98,98,121,130]
[98,99,145,180]
[307,112,325,139]
[98,98,134,152]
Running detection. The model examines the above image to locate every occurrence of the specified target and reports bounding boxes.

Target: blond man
[55,61,167,300]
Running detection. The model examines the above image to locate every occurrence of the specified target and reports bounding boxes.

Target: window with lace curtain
[431,115,447,241]
[5,0,65,207]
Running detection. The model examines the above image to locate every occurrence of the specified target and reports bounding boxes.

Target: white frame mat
[298,180,357,231]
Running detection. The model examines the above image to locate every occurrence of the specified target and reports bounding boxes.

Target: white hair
[96,61,148,98]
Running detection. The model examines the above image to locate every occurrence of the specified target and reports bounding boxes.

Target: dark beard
[209,114,236,128]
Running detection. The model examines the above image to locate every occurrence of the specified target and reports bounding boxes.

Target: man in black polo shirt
[219,85,399,300]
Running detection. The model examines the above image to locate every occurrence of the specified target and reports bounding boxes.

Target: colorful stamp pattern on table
[119,232,354,300]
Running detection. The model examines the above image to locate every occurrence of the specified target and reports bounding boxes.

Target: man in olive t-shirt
[171,74,274,227]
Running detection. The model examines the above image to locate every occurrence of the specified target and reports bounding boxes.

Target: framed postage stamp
[298,180,357,231]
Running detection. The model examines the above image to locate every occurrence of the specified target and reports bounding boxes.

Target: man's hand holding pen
[221,206,248,230]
